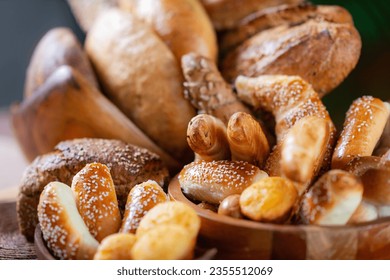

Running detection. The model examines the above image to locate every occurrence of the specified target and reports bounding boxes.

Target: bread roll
[132,225,195,260]
[187,114,231,162]
[37,182,99,260]
[94,233,137,260]
[17,138,169,241]
[240,177,298,223]
[12,66,180,171]
[227,112,270,167]
[120,180,167,234]
[218,194,243,219]
[298,170,363,225]
[136,201,200,240]
[86,9,195,162]
[332,96,390,170]
[236,75,336,176]
[72,163,121,242]
[66,0,118,32]
[120,0,217,62]
[223,19,361,97]
[179,160,268,204]
[24,28,98,98]
[348,201,378,224]
[200,0,304,30]
[281,116,332,194]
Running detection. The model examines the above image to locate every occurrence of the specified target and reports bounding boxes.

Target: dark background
[0,0,389,128]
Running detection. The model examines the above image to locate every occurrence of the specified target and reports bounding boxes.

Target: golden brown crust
[85,9,196,163]
[281,116,331,193]
[24,28,98,98]
[120,180,167,234]
[94,233,137,260]
[187,114,230,161]
[217,194,243,219]
[239,177,298,223]
[223,19,361,97]
[120,0,217,62]
[298,170,363,225]
[72,163,121,242]
[332,96,390,170]
[67,0,118,32]
[12,66,180,171]
[200,0,304,30]
[181,53,250,125]
[227,112,270,167]
[37,182,99,260]
[17,138,169,241]
[178,160,268,204]
[136,201,200,240]
[220,4,353,54]
[132,224,195,260]
[236,75,336,177]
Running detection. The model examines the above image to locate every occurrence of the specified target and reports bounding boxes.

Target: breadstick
[227,112,269,167]
[187,114,230,161]
[182,53,250,124]
[281,116,332,194]
[236,75,336,176]
[332,96,390,170]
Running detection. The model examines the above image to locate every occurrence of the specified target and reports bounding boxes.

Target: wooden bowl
[34,224,217,260]
[168,175,390,260]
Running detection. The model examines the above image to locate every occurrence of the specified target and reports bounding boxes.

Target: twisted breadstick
[187,114,230,161]
[182,53,250,124]
[227,112,269,167]
[236,75,336,177]
[332,96,390,170]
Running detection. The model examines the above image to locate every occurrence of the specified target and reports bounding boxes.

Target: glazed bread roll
[332,96,390,170]
[38,182,99,260]
[217,194,243,219]
[182,53,250,125]
[236,75,336,176]
[132,224,195,260]
[12,66,180,171]
[120,0,217,62]
[227,112,270,167]
[187,114,230,162]
[220,3,354,54]
[72,163,121,242]
[298,170,363,225]
[179,160,268,204]
[239,177,298,223]
[223,18,361,97]
[94,233,137,260]
[200,0,304,30]
[136,201,200,240]
[24,27,98,98]
[86,9,196,163]
[120,180,167,234]
[67,0,118,32]
[281,116,332,193]
[17,138,169,241]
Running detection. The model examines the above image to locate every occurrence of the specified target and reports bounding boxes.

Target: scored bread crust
[17,138,169,241]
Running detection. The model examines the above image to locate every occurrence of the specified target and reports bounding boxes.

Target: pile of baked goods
[12,0,390,259]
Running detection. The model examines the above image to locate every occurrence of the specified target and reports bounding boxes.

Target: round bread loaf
[17,138,169,241]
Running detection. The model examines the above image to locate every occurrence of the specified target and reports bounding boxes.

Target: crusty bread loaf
[223,19,361,97]
[17,138,169,241]
[24,28,98,98]
[85,9,196,163]
[120,0,217,62]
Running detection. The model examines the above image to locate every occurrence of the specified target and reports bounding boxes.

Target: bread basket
[168,176,390,260]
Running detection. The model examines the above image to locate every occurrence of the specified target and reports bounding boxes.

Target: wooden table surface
[0,108,27,202]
